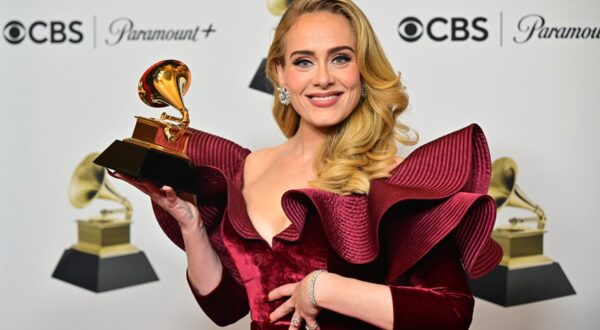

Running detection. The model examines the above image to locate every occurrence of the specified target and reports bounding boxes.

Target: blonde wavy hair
[266,0,417,195]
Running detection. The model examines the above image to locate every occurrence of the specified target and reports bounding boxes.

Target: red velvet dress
[151,124,502,330]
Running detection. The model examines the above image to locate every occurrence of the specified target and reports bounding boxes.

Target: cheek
[285,71,308,94]
[341,68,361,88]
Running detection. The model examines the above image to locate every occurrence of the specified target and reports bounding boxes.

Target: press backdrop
[1,0,599,329]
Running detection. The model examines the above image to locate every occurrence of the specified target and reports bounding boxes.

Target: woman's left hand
[268,271,323,329]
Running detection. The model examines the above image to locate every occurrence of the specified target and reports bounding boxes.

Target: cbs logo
[398,16,488,42]
[3,20,83,45]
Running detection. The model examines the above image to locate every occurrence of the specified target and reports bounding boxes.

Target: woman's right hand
[111,171,202,234]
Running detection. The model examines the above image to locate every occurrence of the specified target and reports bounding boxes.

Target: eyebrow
[289,46,355,59]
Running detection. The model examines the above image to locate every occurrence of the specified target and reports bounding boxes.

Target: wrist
[309,269,330,307]
[180,221,206,239]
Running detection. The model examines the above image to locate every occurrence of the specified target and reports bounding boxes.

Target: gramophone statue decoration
[94,59,197,193]
[52,153,158,292]
[469,157,575,306]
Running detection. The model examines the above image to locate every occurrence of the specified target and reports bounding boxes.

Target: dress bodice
[151,124,502,329]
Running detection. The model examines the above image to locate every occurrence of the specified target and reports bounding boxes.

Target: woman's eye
[332,55,351,65]
[293,59,313,68]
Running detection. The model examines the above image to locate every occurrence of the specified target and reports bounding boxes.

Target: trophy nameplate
[52,153,158,292]
[94,59,197,193]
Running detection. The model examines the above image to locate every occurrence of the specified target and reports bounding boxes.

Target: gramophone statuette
[94,59,197,193]
[469,157,575,306]
[52,152,158,292]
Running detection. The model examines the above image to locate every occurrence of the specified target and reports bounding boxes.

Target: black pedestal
[94,140,197,193]
[469,262,575,306]
[52,248,159,292]
[249,58,273,94]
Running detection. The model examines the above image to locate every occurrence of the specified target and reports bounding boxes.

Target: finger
[269,298,295,323]
[268,283,298,301]
[289,311,302,330]
[160,186,178,203]
[304,317,319,330]
[108,171,155,194]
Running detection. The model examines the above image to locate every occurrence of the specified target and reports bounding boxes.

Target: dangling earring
[361,85,367,98]
[278,86,291,106]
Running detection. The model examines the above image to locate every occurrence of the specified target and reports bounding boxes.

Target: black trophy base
[469,262,575,306]
[249,58,273,94]
[94,139,197,193]
[52,248,159,293]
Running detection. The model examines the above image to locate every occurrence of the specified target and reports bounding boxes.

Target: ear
[276,60,286,87]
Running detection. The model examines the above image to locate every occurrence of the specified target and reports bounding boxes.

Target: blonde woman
[116,0,501,329]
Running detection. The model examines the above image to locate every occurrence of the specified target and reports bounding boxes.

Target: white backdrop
[1,0,599,329]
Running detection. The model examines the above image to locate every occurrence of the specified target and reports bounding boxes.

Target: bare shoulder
[244,145,283,180]
[246,145,280,165]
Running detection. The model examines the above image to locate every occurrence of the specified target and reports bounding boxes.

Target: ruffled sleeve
[280,124,501,329]
[281,124,502,279]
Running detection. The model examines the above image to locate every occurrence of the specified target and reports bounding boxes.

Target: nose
[313,63,334,88]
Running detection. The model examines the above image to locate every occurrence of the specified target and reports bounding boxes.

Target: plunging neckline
[236,151,301,248]
[235,151,405,248]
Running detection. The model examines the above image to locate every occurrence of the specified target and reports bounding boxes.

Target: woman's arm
[268,238,473,330]
[316,239,473,330]
[114,173,249,325]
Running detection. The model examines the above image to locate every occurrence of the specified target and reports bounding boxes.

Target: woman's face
[277,11,361,131]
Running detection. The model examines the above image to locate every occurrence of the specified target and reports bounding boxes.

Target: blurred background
[1,0,598,329]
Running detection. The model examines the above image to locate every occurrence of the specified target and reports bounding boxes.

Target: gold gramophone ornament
[489,157,552,269]
[469,157,575,306]
[94,59,197,193]
[267,0,291,16]
[52,152,158,292]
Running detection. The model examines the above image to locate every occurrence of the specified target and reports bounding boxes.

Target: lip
[306,91,343,108]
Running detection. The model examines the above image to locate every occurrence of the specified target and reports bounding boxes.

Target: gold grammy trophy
[94,59,197,193]
[52,153,158,292]
[469,157,575,306]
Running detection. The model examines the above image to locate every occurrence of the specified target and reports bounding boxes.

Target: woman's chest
[242,164,314,246]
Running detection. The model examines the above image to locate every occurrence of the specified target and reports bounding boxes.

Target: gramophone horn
[267,0,291,15]
[138,59,191,142]
[488,157,546,230]
[68,152,132,221]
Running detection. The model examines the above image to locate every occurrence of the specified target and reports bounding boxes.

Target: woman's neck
[283,120,328,162]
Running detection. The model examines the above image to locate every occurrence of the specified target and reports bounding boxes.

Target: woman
[116,0,502,329]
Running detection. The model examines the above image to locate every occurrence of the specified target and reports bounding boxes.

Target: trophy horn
[267,0,292,15]
[69,152,133,221]
[488,157,546,230]
[138,59,191,142]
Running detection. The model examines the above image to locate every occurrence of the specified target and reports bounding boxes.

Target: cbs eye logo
[398,16,488,42]
[3,20,83,45]
[3,21,26,44]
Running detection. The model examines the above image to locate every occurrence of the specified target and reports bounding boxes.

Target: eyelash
[292,54,352,68]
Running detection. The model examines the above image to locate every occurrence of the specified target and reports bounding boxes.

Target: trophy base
[94,139,197,193]
[52,248,158,292]
[469,262,575,306]
[249,58,273,94]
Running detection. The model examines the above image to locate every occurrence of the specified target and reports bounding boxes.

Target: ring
[291,317,301,327]
[305,322,319,330]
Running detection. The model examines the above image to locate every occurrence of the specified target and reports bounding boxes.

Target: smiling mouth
[310,94,339,100]
[307,92,343,100]
[306,92,343,107]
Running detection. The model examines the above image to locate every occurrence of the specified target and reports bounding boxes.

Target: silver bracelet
[309,269,327,306]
